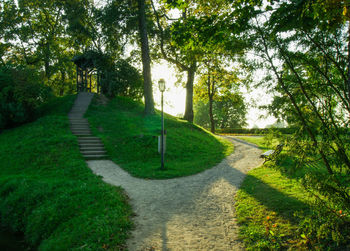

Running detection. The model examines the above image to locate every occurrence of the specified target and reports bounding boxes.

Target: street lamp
[158,79,166,170]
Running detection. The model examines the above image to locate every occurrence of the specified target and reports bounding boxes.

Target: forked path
[87,137,263,251]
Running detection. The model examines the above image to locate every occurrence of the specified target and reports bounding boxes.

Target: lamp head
[158,79,166,92]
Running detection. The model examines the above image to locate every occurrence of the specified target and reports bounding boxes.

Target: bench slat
[261,150,275,157]
[260,144,284,163]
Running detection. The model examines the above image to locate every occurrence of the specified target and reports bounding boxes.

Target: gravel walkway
[87,136,263,251]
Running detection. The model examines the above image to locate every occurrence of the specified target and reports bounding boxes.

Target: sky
[151,61,277,128]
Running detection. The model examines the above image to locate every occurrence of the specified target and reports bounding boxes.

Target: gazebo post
[72,52,99,93]
[85,70,88,92]
[76,65,79,92]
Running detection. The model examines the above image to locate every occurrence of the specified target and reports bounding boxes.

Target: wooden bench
[260,144,284,163]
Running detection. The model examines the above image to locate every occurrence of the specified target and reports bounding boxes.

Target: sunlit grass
[0,95,133,250]
[236,136,315,250]
[85,95,233,179]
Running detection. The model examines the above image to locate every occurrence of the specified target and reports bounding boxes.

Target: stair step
[73,132,92,135]
[81,150,106,153]
[78,140,103,143]
[78,140,102,143]
[69,116,84,118]
[69,93,107,159]
[80,147,105,151]
[70,125,90,130]
[80,144,104,147]
[78,137,101,140]
[83,154,108,160]
[78,140,103,144]
[70,122,89,125]
[71,124,90,127]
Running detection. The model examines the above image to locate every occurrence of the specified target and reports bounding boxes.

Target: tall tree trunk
[60,70,65,96]
[209,96,215,133]
[347,21,350,104]
[206,74,215,133]
[44,43,50,80]
[138,0,154,115]
[184,64,196,122]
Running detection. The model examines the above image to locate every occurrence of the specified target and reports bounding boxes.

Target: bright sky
[151,61,277,128]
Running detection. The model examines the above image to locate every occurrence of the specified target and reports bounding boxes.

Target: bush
[0,64,52,130]
[100,59,143,100]
[216,127,297,135]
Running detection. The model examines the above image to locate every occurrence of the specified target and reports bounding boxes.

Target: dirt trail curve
[87,136,263,251]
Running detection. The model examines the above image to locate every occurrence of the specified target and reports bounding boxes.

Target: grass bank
[235,136,314,250]
[236,136,350,250]
[0,95,133,250]
[85,95,233,179]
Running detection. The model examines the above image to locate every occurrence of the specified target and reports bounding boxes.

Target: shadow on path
[87,136,310,250]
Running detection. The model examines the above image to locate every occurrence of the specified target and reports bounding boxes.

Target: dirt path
[87,136,263,251]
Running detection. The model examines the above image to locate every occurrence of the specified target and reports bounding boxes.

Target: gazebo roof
[72,50,106,70]
[72,54,95,69]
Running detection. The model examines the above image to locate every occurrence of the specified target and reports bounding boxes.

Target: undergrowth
[236,136,350,250]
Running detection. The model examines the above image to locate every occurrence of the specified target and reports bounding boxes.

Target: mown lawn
[235,136,315,250]
[0,95,133,251]
[85,95,233,179]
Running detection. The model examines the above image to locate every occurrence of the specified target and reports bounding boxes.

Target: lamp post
[158,79,166,170]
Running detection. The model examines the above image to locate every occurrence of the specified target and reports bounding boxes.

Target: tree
[238,0,350,246]
[194,93,247,131]
[137,0,155,115]
[151,0,236,122]
[194,56,245,133]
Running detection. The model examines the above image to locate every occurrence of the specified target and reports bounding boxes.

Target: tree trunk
[347,21,350,104]
[184,65,196,122]
[138,0,154,115]
[43,42,51,80]
[60,70,65,96]
[209,96,215,133]
[206,74,215,133]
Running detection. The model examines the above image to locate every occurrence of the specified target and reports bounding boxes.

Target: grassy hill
[0,94,232,250]
[85,95,233,179]
[0,95,132,250]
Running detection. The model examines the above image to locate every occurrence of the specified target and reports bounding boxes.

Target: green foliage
[216,127,297,135]
[100,59,143,100]
[194,57,248,132]
[238,2,350,247]
[0,95,133,250]
[86,95,233,179]
[194,98,247,129]
[236,136,350,250]
[0,65,52,130]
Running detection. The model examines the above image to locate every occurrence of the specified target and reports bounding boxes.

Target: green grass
[85,95,233,179]
[239,136,278,150]
[0,95,133,250]
[235,136,315,250]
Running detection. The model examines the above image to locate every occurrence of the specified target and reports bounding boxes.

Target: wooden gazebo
[72,52,101,93]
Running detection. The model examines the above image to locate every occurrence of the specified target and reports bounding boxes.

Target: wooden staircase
[69,93,107,159]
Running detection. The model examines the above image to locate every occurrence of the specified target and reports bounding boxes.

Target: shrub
[0,64,52,130]
[100,59,143,100]
[216,127,297,135]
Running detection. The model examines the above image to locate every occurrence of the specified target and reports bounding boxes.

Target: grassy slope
[235,136,315,250]
[0,95,132,251]
[86,95,233,179]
